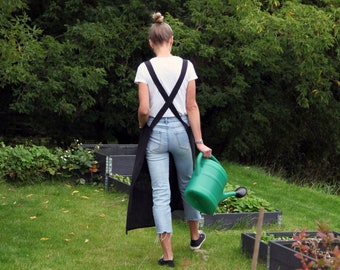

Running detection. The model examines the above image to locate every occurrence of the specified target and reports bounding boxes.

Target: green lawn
[0,163,339,270]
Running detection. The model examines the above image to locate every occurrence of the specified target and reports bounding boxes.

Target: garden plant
[292,221,340,270]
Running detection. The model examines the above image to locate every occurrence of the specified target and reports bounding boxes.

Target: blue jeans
[146,115,201,234]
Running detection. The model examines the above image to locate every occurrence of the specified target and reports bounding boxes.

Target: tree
[171,0,339,183]
[1,0,339,185]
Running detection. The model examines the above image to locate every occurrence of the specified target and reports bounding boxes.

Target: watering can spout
[221,187,247,201]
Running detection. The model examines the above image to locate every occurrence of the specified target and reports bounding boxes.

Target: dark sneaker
[158,256,175,268]
[190,230,206,250]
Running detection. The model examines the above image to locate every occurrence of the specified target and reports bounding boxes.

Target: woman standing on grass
[126,12,212,268]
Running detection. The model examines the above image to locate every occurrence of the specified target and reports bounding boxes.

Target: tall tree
[1,0,339,184]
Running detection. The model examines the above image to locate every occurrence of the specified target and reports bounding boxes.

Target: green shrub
[0,141,99,184]
[0,142,59,183]
[53,141,99,178]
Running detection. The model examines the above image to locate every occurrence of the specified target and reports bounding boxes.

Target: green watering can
[184,152,247,215]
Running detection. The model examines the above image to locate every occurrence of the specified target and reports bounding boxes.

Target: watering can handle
[195,152,220,175]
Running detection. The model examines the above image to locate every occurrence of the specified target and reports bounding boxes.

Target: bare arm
[186,80,212,158]
[138,82,150,128]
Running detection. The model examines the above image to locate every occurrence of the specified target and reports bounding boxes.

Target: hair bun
[152,12,164,24]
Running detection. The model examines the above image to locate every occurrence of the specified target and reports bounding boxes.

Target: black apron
[126,59,195,233]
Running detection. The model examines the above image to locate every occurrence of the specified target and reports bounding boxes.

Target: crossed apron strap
[144,59,189,129]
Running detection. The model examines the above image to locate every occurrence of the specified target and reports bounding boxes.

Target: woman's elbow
[138,106,149,117]
[186,103,198,113]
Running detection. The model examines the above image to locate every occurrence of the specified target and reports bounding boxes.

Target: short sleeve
[134,63,148,84]
[186,60,198,81]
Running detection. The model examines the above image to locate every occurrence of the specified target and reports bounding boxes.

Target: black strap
[145,59,189,129]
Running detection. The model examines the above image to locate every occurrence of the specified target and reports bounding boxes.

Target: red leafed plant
[292,221,340,270]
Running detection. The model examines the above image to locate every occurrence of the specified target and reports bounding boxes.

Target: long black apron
[126,59,195,233]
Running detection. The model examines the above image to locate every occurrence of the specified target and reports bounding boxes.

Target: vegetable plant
[216,184,276,213]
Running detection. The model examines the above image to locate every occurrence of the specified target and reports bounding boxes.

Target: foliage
[215,184,276,213]
[0,141,100,184]
[0,0,339,186]
[53,140,99,177]
[292,221,340,270]
[112,174,131,185]
[260,232,291,243]
[183,0,340,186]
[0,142,59,182]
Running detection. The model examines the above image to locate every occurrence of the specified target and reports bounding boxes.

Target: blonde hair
[149,12,173,45]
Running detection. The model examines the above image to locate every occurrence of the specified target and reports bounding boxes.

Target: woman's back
[135,56,197,117]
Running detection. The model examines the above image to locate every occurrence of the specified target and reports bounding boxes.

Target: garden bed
[110,176,131,193]
[82,144,137,190]
[202,210,282,229]
[241,230,340,269]
[268,238,339,270]
[241,231,305,262]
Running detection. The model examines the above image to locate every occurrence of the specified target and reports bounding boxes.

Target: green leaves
[0,0,338,185]
[0,143,59,182]
[0,141,99,183]
[0,3,43,88]
[216,184,276,213]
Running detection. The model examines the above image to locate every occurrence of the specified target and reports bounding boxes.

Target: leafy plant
[112,174,131,185]
[0,141,100,184]
[292,221,340,270]
[54,140,99,178]
[215,184,276,213]
[260,232,292,243]
[0,142,60,183]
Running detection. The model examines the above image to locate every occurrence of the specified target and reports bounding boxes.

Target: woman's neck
[153,44,172,57]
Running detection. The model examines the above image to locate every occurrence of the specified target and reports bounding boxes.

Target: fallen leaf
[72,190,79,195]
[44,200,49,204]
[63,210,69,213]
[26,194,33,198]
[79,178,86,185]
[84,239,89,243]
[81,196,89,199]
[30,216,37,220]
[65,184,72,188]
[182,257,190,267]
[69,232,76,236]
[65,239,72,242]
[99,213,105,218]
[40,237,49,241]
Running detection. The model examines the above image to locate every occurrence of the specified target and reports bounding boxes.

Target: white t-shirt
[134,56,198,117]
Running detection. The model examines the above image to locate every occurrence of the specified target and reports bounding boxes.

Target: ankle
[191,233,199,241]
[162,255,173,261]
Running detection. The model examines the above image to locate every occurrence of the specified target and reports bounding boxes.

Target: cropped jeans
[146,115,201,234]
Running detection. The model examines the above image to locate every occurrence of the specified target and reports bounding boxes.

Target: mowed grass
[0,163,339,270]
